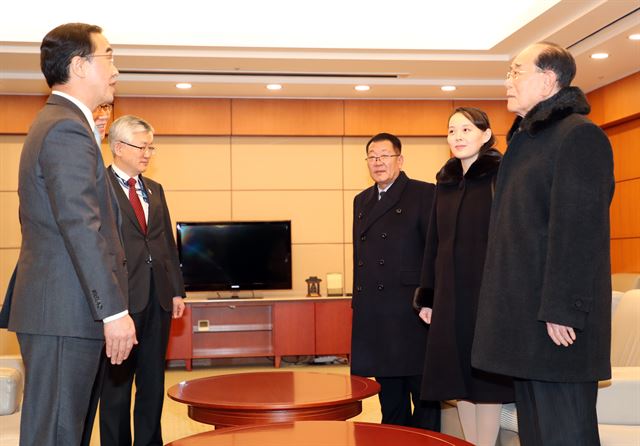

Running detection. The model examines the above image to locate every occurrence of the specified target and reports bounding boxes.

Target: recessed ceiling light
[266,84,282,90]
[441,85,457,92]
[590,53,609,60]
[354,85,370,91]
[629,34,640,41]
[176,83,192,89]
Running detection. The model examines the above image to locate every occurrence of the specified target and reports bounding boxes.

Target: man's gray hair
[108,115,155,154]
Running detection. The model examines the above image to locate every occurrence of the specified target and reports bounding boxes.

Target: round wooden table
[165,421,472,445]
[167,371,380,428]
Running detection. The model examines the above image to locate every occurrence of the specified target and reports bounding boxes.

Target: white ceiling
[1,0,638,100]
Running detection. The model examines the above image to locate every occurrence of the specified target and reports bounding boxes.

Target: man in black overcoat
[351,132,440,430]
[471,42,615,445]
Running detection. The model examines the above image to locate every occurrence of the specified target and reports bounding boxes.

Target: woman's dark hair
[365,132,402,154]
[449,107,495,152]
[534,41,576,89]
[40,23,102,88]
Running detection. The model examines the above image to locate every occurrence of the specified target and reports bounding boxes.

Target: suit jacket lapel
[361,171,409,232]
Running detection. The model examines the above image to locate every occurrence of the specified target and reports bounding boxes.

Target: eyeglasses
[87,53,115,63]
[119,140,156,154]
[506,67,543,80]
[96,103,113,113]
[365,154,400,163]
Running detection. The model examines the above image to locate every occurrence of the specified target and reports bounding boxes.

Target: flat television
[176,221,292,293]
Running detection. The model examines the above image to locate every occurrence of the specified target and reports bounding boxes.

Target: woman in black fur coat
[414,107,513,445]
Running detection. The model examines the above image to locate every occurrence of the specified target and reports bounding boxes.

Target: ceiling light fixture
[629,34,640,41]
[266,84,282,90]
[441,85,456,92]
[354,85,370,91]
[176,83,192,89]
[590,53,609,59]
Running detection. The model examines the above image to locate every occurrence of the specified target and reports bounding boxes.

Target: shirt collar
[377,180,395,194]
[111,163,139,184]
[51,91,97,136]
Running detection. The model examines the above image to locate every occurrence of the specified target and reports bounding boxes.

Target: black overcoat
[351,171,435,377]
[471,87,615,382]
[414,149,513,402]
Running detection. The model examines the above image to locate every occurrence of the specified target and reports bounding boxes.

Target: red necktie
[127,178,147,233]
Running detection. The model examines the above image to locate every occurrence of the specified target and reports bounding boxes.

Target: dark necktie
[127,178,147,233]
[378,191,385,201]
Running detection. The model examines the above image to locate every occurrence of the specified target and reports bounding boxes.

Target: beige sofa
[0,355,23,446]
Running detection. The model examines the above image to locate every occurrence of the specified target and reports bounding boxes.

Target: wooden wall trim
[231,99,344,136]
[344,100,453,136]
[114,98,231,135]
[588,71,640,128]
[0,95,47,134]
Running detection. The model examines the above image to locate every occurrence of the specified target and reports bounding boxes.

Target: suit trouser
[375,375,441,431]
[17,333,103,446]
[514,379,600,446]
[99,278,171,446]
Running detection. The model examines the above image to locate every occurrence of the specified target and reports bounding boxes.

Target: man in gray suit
[0,23,137,446]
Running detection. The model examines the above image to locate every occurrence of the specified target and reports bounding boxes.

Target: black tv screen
[176,221,292,292]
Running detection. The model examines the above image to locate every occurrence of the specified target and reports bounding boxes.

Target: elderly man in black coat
[351,132,440,430]
[471,42,615,446]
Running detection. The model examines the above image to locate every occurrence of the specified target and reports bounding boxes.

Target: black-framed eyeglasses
[365,154,400,163]
[119,140,156,154]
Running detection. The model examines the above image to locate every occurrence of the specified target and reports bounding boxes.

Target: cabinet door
[166,304,192,360]
[315,300,352,355]
[273,301,315,356]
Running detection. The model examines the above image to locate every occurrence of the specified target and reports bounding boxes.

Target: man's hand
[104,315,137,364]
[418,307,432,324]
[546,322,576,347]
[172,297,185,319]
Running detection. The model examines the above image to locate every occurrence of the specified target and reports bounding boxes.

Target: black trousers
[375,375,441,431]
[514,379,600,446]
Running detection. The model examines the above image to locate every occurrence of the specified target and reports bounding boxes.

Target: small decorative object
[305,276,322,297]
[326,272,343,296]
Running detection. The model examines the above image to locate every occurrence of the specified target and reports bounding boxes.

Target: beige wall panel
[342,137,372,191]
[0,192,20,248]
[143,136,231,191]
[0,248,19,305]
[231,137,343,190]
[343,190,359,244]
[165,191,232,232]
[278,243,345,297]
[344,243,353,295]
[401,138,451,184]
[232,191,343,244]
[0,136,23,191]
[342,137,449,191]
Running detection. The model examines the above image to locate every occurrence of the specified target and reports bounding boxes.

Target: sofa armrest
[597,366,640,425]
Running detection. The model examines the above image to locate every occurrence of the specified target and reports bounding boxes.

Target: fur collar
[436,148,502,185]
[507,86,590,142]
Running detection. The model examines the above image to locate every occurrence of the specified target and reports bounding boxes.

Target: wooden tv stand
[165,296,352,370]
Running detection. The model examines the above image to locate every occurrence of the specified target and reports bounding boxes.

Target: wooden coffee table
[165,421,472,445]
[167,371,380,428]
